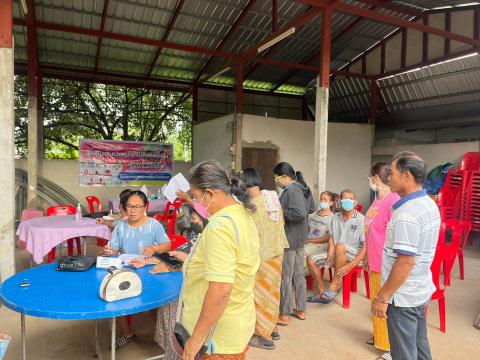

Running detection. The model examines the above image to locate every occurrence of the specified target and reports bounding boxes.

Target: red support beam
[319,6,332,88]
[0,0,13,48]
[423,14,429,62]
[192,85,198,123]
[236,62,244,114]
[26,0,39,98]
[270,4,376,92]
[369,80,377,124]
[146,0,186,79]
[272,0,279,32]
[380,42,385,74]
[361,55,366,74]
[445,11,451,55]
[333,3,480,48]
[354,0,423,17]
[13,18,239,59]
[194,0,257,83]
[401,27,407,68]
[475,8,479,41]
[93,0,110,72]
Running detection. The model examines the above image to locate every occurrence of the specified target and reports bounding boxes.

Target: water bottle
[76,203,82,222]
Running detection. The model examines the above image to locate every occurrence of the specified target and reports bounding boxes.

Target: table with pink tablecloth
[108,198,168,214]
[16,215,111,264]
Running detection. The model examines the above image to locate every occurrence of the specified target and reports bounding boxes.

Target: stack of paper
[163,173,190,202]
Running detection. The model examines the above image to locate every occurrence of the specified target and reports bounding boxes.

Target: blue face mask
[319,202,330,210]
[341,199,355,212]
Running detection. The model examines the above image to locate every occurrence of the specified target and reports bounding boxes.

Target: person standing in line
[372,152,440,360]
[273,162,313,325]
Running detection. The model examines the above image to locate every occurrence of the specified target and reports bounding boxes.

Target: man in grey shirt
[317,189,366,304]
[372,151,440,360]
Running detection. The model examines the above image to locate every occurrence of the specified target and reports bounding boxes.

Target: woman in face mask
[238,168,289,350]
[364,163,400,358]
[273,162,311,325]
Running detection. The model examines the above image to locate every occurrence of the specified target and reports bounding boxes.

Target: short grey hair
[340,189,356,199]
[392,151,427,185]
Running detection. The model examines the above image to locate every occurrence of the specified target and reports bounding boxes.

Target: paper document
[118,254,144,265]
[163,173,190,202]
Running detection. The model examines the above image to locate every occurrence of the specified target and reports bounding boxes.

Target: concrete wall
[192,114,234,170]
[198,88,304,123]
[373,141,480,171]
[241,115,374,208]
[15,159,192,210]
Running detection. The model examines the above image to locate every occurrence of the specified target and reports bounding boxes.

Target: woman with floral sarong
[239,168,289,350]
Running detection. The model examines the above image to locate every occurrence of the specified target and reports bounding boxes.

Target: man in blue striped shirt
[372,151,440,360]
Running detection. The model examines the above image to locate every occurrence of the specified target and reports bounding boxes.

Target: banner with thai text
[79,139,173,186]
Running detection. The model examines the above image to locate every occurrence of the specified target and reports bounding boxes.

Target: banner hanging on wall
[79,139,173,186]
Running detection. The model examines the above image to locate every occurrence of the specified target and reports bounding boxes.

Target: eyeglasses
[126,204,145,210]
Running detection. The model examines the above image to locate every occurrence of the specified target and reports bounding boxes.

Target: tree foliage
[14,76,192,161]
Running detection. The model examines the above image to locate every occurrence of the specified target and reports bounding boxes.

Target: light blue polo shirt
[382,189,441,307]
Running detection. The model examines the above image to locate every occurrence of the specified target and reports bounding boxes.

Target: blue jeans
[387,301,432,360]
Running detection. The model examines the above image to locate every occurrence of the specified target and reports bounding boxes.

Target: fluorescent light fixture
[209,66,231,79]
[20,0,28,15]
[378,51,479,80]
[455,2,480,7]
[431,6,453,10]
[258,27,296,53]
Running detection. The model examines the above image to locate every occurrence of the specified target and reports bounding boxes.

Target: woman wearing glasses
[103,190,171,349]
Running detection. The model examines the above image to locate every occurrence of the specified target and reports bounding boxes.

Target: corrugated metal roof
[11,0,480,98]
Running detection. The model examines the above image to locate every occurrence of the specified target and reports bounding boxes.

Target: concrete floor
[1,239,480,360]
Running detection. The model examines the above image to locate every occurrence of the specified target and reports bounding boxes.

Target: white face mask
[369,180,378,193]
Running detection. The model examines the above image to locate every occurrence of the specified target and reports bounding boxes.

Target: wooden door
[241,148,278,190]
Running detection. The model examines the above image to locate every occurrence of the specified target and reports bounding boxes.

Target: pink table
[16,215,111,264]
[108,198,168,214]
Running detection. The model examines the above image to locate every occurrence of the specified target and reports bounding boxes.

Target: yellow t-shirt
[182,203,260,354]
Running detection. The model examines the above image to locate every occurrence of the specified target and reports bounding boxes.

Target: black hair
[370,162,391,184]
[190,206,209,227]
[273,162,312,199]
[238,168,262,189]
[320,191,336,211]
[392,151,427,185]
[119,189,131,211]
[340,189,356,199]
[189,160,255,211]
[125,190,148,206]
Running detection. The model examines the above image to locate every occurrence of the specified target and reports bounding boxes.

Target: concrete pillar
[0,0,15,281]
[313,77,329,202]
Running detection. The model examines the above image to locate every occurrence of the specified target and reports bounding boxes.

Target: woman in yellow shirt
[180,160,260,360]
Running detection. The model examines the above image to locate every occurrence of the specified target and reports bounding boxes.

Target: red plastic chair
[169,234,188,250]
[85,196,102,213]
[46,205,82,262]
[305,267,333,291]
[430,243,447,332]
[85,196,108,246]
[154,199,184,236]
[19,209,44,249]
[356,204,363,213]
[342,266,370,309]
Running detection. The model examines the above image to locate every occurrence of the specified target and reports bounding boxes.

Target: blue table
[0,263,182,360]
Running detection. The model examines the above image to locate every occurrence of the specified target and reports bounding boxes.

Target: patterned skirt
[370,271,390,352]
[254,254,283,339]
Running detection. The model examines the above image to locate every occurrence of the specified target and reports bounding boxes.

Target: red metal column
[380,42,385,74]
[236,61,244,114]
[423,14,429,62]
[272,0,279,32]
[192,85,198,123]
[369,80,377,125]
[445,12,451,55]
[401,27,407,68]
[319,6,332,88]
[0,0,13,48]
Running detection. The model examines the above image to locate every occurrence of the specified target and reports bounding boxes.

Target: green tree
[14,76,192,161]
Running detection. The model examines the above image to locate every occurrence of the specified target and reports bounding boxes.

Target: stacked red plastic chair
[85,196,108,246]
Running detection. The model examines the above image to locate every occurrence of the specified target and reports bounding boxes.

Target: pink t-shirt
[364,192,401,272]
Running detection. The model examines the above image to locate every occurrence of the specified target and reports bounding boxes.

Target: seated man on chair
[318,189,366,304]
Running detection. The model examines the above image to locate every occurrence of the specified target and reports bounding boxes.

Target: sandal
[115,335,135,349]
[366,337,375,346]
[249,336,275,350]
[290,313,306,321]
[317,288,340,304]
[271,331,280,341]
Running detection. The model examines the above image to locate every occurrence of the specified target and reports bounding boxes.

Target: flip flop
[375,353,392,360]
[249,336,275,350]
[307,295,326,303]
[114,335,135,350]
[290,313,306,321]
[317,288,340,304]
[277,321,288,326]
[366,337,375,346]
[271,331,280,341]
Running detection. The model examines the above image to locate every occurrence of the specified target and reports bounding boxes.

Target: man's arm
[377,254,415,301]
[306,234,331,244]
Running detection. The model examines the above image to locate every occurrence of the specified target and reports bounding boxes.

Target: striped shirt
[382,189,441,307]
[330,211,365,252]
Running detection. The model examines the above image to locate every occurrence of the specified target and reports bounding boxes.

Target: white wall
[241,115,374,208]
[373,142,480,171]
[15,159,192,210]
[192,114,234,170]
